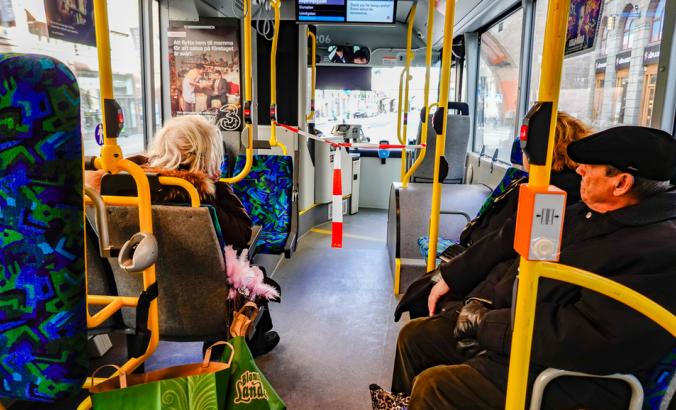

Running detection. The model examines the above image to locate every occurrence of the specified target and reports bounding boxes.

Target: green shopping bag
[91,341,234,409]
[223,336,286,410]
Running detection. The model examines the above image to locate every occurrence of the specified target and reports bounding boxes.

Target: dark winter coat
[441,187,676,396]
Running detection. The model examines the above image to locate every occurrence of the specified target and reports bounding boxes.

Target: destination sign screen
[296,0,396,24]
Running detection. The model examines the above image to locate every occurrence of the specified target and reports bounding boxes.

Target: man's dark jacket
[440,187,676,399]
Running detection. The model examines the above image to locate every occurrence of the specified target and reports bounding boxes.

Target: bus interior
[0,0,675,408]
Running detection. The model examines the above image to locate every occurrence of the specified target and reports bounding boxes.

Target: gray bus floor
[256,208,403,409]
[6,208,402,409]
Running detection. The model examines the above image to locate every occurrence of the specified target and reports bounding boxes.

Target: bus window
[530,0,666,129]
[474,9,524,162]
[313,66,441,144]
[0,0,147,156]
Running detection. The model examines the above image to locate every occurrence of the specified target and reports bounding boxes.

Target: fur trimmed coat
[86,155,252,249]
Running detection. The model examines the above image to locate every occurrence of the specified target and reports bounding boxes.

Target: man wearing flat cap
[391,126,676,409]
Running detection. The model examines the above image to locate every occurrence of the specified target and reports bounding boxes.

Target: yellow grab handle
[222,0,254,183]
[402,0,435,188]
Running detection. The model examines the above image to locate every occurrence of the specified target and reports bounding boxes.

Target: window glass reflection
[475,9,523,162]
[0,0,145,156]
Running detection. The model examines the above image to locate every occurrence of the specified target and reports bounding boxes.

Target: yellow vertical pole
[402,0,435,188]
[81,2,159,408]
[425,0,456,272]
[307,30,317,122]
[399,3,417,181]
[505,0,570,408]
[93,0,122,173]
[268,0,287,155]
[222,0,254,183]
[397,68,405,144]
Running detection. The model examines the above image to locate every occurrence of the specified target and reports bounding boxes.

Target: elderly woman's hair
[147,115,224,178]
[552,112,594,172]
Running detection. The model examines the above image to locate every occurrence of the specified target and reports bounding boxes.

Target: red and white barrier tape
[277,123,425,248]
[277,123,426,150]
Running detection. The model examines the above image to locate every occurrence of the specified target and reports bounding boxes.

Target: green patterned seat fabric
[230,155,293,254]
[475,167,528,218]
[0,54,86,402]
[645,348,676,409]
[417,236,458,263]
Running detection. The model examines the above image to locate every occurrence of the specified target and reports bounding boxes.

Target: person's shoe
[248,331,280,357]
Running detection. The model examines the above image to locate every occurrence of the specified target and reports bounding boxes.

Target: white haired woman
[87,115,252,248]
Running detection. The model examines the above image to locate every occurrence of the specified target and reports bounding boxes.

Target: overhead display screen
[297,0,396,24]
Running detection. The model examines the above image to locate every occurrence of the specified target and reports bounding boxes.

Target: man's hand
[453,299,491,357]
[428,275,450,316]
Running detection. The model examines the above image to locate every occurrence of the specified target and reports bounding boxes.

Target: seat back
[645,347,676,410]
[475,166,528,218]
[103,205,230,341]
[231,154,293,254]
[412,103,471,183]
[0,54,87,402]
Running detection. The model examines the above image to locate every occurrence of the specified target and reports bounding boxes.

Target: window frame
[471,5,525,163]
[650,0,665,43]
[622,16,637,50]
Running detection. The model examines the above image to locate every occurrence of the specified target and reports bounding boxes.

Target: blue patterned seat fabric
[417,236,459,265]
[418,166,528,262]
[0,54,86,402]
[228,155,293,254]
[644,348,676,409]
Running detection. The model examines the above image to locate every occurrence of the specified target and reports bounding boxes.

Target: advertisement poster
[168,18,242,131]
[0,0,16,27]
[44,0,96,46]
[565,0,604,56]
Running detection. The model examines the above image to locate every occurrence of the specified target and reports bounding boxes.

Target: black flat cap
[567,126,676,181]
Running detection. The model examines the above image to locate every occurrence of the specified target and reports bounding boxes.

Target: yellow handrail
[307,30,317,122]
[505,0,570,407]
[397,68,406,144]
[425,0,456,272]
[268,0,287,155]
[399,3,417,181]
[401,0,435,188]
[158,176,201,207]
[397,67,406,145]
[221,0,254,183]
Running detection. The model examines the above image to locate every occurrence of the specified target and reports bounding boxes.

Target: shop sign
[615,50,632,70]
[643,44,660,66]
[595,57,607,73]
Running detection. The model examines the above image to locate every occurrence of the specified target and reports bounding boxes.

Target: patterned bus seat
[230,155,293,255]
[0,53,86,402]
